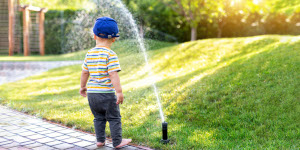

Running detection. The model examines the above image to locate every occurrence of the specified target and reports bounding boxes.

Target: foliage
[160,0,217,40]
[124,0,188,42]
[125,0,300,42]
[14,0,300,54]
[19,0,91,10]
[269,0,300,14]
[0,35,299,149]
[44,9,78,54]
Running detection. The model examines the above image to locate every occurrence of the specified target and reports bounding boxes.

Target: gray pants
[87,93,122,147]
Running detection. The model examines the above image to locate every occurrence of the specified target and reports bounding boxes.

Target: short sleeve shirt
[82,46,121,93]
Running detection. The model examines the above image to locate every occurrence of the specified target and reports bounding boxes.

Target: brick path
[0,106,151,150]
[0,61,82,84]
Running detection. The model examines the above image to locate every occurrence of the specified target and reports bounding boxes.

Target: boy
[79,17,131,148]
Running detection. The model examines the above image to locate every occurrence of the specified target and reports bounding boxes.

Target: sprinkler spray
[160,122,170,144]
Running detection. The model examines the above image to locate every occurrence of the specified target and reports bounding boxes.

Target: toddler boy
[79,17,131,148]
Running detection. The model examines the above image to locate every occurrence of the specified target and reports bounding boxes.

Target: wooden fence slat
[23,6,30,56]
[8,0,14,56]
[39,9,45,56]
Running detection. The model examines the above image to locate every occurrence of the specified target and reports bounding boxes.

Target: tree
[125,0,186,41]
[215,0,245,38]
[161,0,215,41]
[125,0,154,37]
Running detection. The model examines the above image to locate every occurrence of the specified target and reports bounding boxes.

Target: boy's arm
[79,70,90,97]
[109,71,124,104]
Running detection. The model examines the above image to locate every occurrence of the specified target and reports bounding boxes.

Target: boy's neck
[95,40,112,49]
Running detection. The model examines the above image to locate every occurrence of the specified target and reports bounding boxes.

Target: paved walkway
[0,106,150,150]
[0,61,82,84]
[0,61,152,150]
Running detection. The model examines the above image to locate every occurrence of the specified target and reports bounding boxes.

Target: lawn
[0,39,174,61]
[0,35,299,149]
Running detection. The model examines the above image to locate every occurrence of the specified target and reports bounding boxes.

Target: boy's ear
[94,34,97,40]
[112,37,116,43]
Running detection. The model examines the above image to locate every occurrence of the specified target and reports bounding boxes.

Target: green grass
[0,35,299,149]
[0,39,174,61]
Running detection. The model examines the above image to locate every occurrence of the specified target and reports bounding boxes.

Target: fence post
[23,6,30,56]
[8,0,14,56]
[39,9,45,56]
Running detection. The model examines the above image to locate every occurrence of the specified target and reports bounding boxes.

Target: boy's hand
[79,87,87,97]
[116,92,124,104]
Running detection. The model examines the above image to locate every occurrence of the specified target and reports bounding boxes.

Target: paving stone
[8,129,28,134]
[5,135,21,140]
[17,116,29,120]
[68,132,86,137]
[31,145,54,150]
[85,145,112,150]
[54,135,71,140]
[30,127,48,132]
[0,115,9,118]
[46,132,63,138]
[57,129,75,134]
[0,137,8,143]
[23,125,39,130]
[49,127,66,131]
[104,143,114,148]
[0,121,12,125]
[65,146,88,150]
[1,142,20,148]
[62,137,81,143]
[24,119,44,124]
[23,142,43,148]
[11,136,30,143]
[104,140,112,144]
[0,106,150,150]
[73,141,93,147]
[36,137,55,143]
[8,146,31,150]
[27,134,46,140]
[45,140,63,146]
[0,140,13,146]
[84,145,98,150]
[42,124,57,129]
[53,143,75,149]
[119,146,140,150]
[34,121,50,126]
[0,117,12,121]
[79,135,95,142]
[0,131,16,137]
[19,131,36,136]
[2,126,20,131]
[38,130,55,135]
[10,120,25,125]
[19,141,35,146]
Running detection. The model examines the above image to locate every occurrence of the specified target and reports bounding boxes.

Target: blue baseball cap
[93,17,119,39]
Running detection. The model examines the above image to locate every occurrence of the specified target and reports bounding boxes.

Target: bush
[44,9,78,54]
[44,8,300,54]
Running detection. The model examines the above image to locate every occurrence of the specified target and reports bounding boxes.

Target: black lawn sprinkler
[160,122,170,144]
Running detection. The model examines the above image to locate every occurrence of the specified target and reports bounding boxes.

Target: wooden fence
[0,0,46,56]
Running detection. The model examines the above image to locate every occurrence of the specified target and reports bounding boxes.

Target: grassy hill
[0,35,299,149]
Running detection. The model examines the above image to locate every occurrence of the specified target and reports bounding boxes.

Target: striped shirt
[82,46,121,93]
